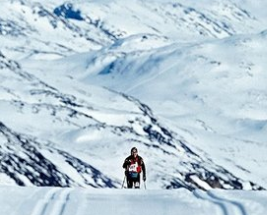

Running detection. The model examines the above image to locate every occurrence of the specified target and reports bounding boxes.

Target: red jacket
[122,155,146,178]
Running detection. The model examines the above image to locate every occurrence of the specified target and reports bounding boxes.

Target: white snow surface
[1,0,267,213]
[1,186,267,215]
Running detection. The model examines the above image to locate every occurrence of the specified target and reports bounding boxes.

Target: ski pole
[144,181,147,190]
[121,175,126,189]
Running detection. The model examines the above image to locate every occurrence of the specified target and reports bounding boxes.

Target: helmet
[131,147,138,154]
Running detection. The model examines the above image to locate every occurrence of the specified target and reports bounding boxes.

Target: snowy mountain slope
[38,29,267,188]
[1,0,267,193]
[1,52,178,188]
[1,0,267,60]
[1,187,267,215]
[0,52,124,187]
[1,50,264,190]
[0,122,118,187]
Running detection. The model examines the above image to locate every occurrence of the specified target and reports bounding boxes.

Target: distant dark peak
[54,2,84,21]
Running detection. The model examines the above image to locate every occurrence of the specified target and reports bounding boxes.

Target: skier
[122,147,146,189]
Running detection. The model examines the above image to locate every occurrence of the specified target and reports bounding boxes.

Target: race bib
[129,162,141,173]
[129,163,138,172]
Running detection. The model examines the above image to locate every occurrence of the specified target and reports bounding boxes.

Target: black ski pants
[127,174,140,189]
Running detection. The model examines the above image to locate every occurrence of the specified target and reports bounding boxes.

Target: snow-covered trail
[1,187,267,215]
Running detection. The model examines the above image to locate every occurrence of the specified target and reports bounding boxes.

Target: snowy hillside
[1,0,267,194]
[1,0,267,60]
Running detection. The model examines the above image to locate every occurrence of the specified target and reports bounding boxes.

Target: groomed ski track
[2,186,267,215]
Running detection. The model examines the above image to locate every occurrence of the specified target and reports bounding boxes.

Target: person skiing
[122,147,146,189]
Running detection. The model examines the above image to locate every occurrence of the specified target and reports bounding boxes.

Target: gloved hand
[143,176,146,181]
